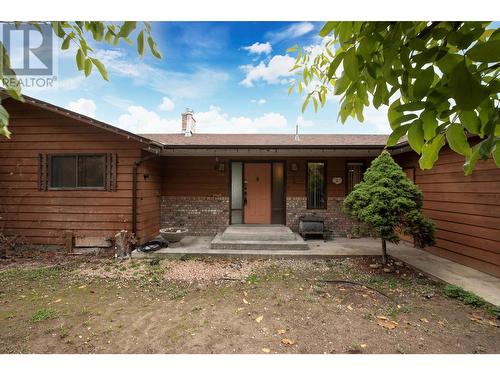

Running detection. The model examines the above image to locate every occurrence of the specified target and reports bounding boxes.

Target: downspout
[132,151,160,241]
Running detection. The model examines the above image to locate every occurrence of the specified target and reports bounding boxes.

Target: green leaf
[91,58,109,81]
[147,36,162,59]
[464,143,482,175]
[84,58,92,77]
[387,124,411,147]
[419,134,446,169]
[395,102,426,112]
[449,60,489,111]
[334,74,350,95]
[117,21,137,38]
[390,114,418,129]
[436,53,462,74]
[420,110,438,141]
[388,99,402,125]
[61,33,73,50]
[458,111,481,135]
[446,123,471,156]
[287,85,294,95]
[492,142,500,168]
[412,66,434,100]
[137,30,145,57]
[466,39,500,63]
[408,119,424,154]
[319,22,336,37]
[327,52,344,78]
[343,48,359,81]
[76,48,85,71]
[301,94,311,113]
[0,103,9,125]
[286,45,298,53]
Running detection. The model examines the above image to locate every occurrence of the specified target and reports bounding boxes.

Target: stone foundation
[286,197,355,236]
[160,196,229,236]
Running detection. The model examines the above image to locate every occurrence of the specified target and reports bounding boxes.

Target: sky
[18,22,392,135]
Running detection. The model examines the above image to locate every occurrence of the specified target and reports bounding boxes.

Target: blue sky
[21,22,391,135]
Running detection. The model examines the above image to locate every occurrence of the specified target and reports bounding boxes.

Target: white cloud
[266,22,315,43]
[158,96,175,112]
[116,106,179,134]
[92,48,229,99]
[115,105,291,134]
[296,115,314,128]
[240,54,296,87]
[67,98,97,118]
[243,42,272,55]
[196,106,289,133]
[251,98,267,105]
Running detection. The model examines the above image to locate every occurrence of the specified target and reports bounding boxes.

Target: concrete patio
[131,236,500,307]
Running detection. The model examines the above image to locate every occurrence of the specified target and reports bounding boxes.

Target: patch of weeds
[362,313,373,320]
[367,276,384,287]
[191,306,203,312]
[0,266,62,283]
[31,308,58,322]
[245,274,259,284]
[129,261,142,269]
[385,305,399,319]
[443,284,499,316]
[386,278,398,290]
[170,289,188,300]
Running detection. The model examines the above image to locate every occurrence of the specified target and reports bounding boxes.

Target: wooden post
[115,230,131,258]
[64,231,73,253]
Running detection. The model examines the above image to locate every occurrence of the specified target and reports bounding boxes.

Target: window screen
[307,162,326,209]
[50,155,106,189]
[347,162,364,194]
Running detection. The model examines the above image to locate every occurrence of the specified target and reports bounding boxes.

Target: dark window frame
[345,160,365,195]
[306,160,327,209]
[48,153,107,190]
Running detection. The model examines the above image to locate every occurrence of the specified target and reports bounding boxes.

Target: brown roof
[140,133,390,148]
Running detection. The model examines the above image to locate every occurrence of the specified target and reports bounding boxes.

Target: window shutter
[106,153,118,191]
[38,153,48,191]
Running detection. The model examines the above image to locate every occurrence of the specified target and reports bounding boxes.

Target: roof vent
[182,108,196,137]
[294,123,300,141]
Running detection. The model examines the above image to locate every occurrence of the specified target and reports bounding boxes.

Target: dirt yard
[0,252,498,354]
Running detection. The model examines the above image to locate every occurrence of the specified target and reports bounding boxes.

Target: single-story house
[1,93,499,277]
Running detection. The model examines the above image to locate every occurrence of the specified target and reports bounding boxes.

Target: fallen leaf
[376,316,388,320]
[397,305,401,309]
[360,344,367,348]
[243,298,249,304]
[277,329,286,335]
[347,304,353,311]
[437,320,446,326]
[236,307,244,312]
[78,285,87,289]
[243,291,248,297]
[377,321,397,330]
[255,315,264,323]
[261,348,270,353]
[281,338,295,345]
[487,320,499,328]
[298,287,303,291]
[419,318,429,323]
[53,299,62,303]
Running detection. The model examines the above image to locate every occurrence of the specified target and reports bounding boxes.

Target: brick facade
[160,196,229,235]
[286,197,356,237]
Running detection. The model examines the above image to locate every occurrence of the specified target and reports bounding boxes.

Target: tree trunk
[381,238,388,265]
[115,230,131,258]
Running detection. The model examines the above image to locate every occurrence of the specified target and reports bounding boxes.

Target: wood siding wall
[0,99,160,247]
[394,147,500,277]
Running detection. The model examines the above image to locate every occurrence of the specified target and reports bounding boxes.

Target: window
[50,154,106,189]
[346,162,364,194]
[307,161,326,209]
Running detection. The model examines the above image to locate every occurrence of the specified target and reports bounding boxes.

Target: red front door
[244,163,271,224]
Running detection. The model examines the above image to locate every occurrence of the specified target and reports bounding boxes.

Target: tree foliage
[290,22,500,175]
[0,21,162,137]
[343,151,435,262]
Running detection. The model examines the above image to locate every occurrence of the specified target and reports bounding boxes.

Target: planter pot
[159,228,189,243]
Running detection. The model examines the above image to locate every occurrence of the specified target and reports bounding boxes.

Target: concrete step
[210,232,309,250]
[221,225,297,241]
